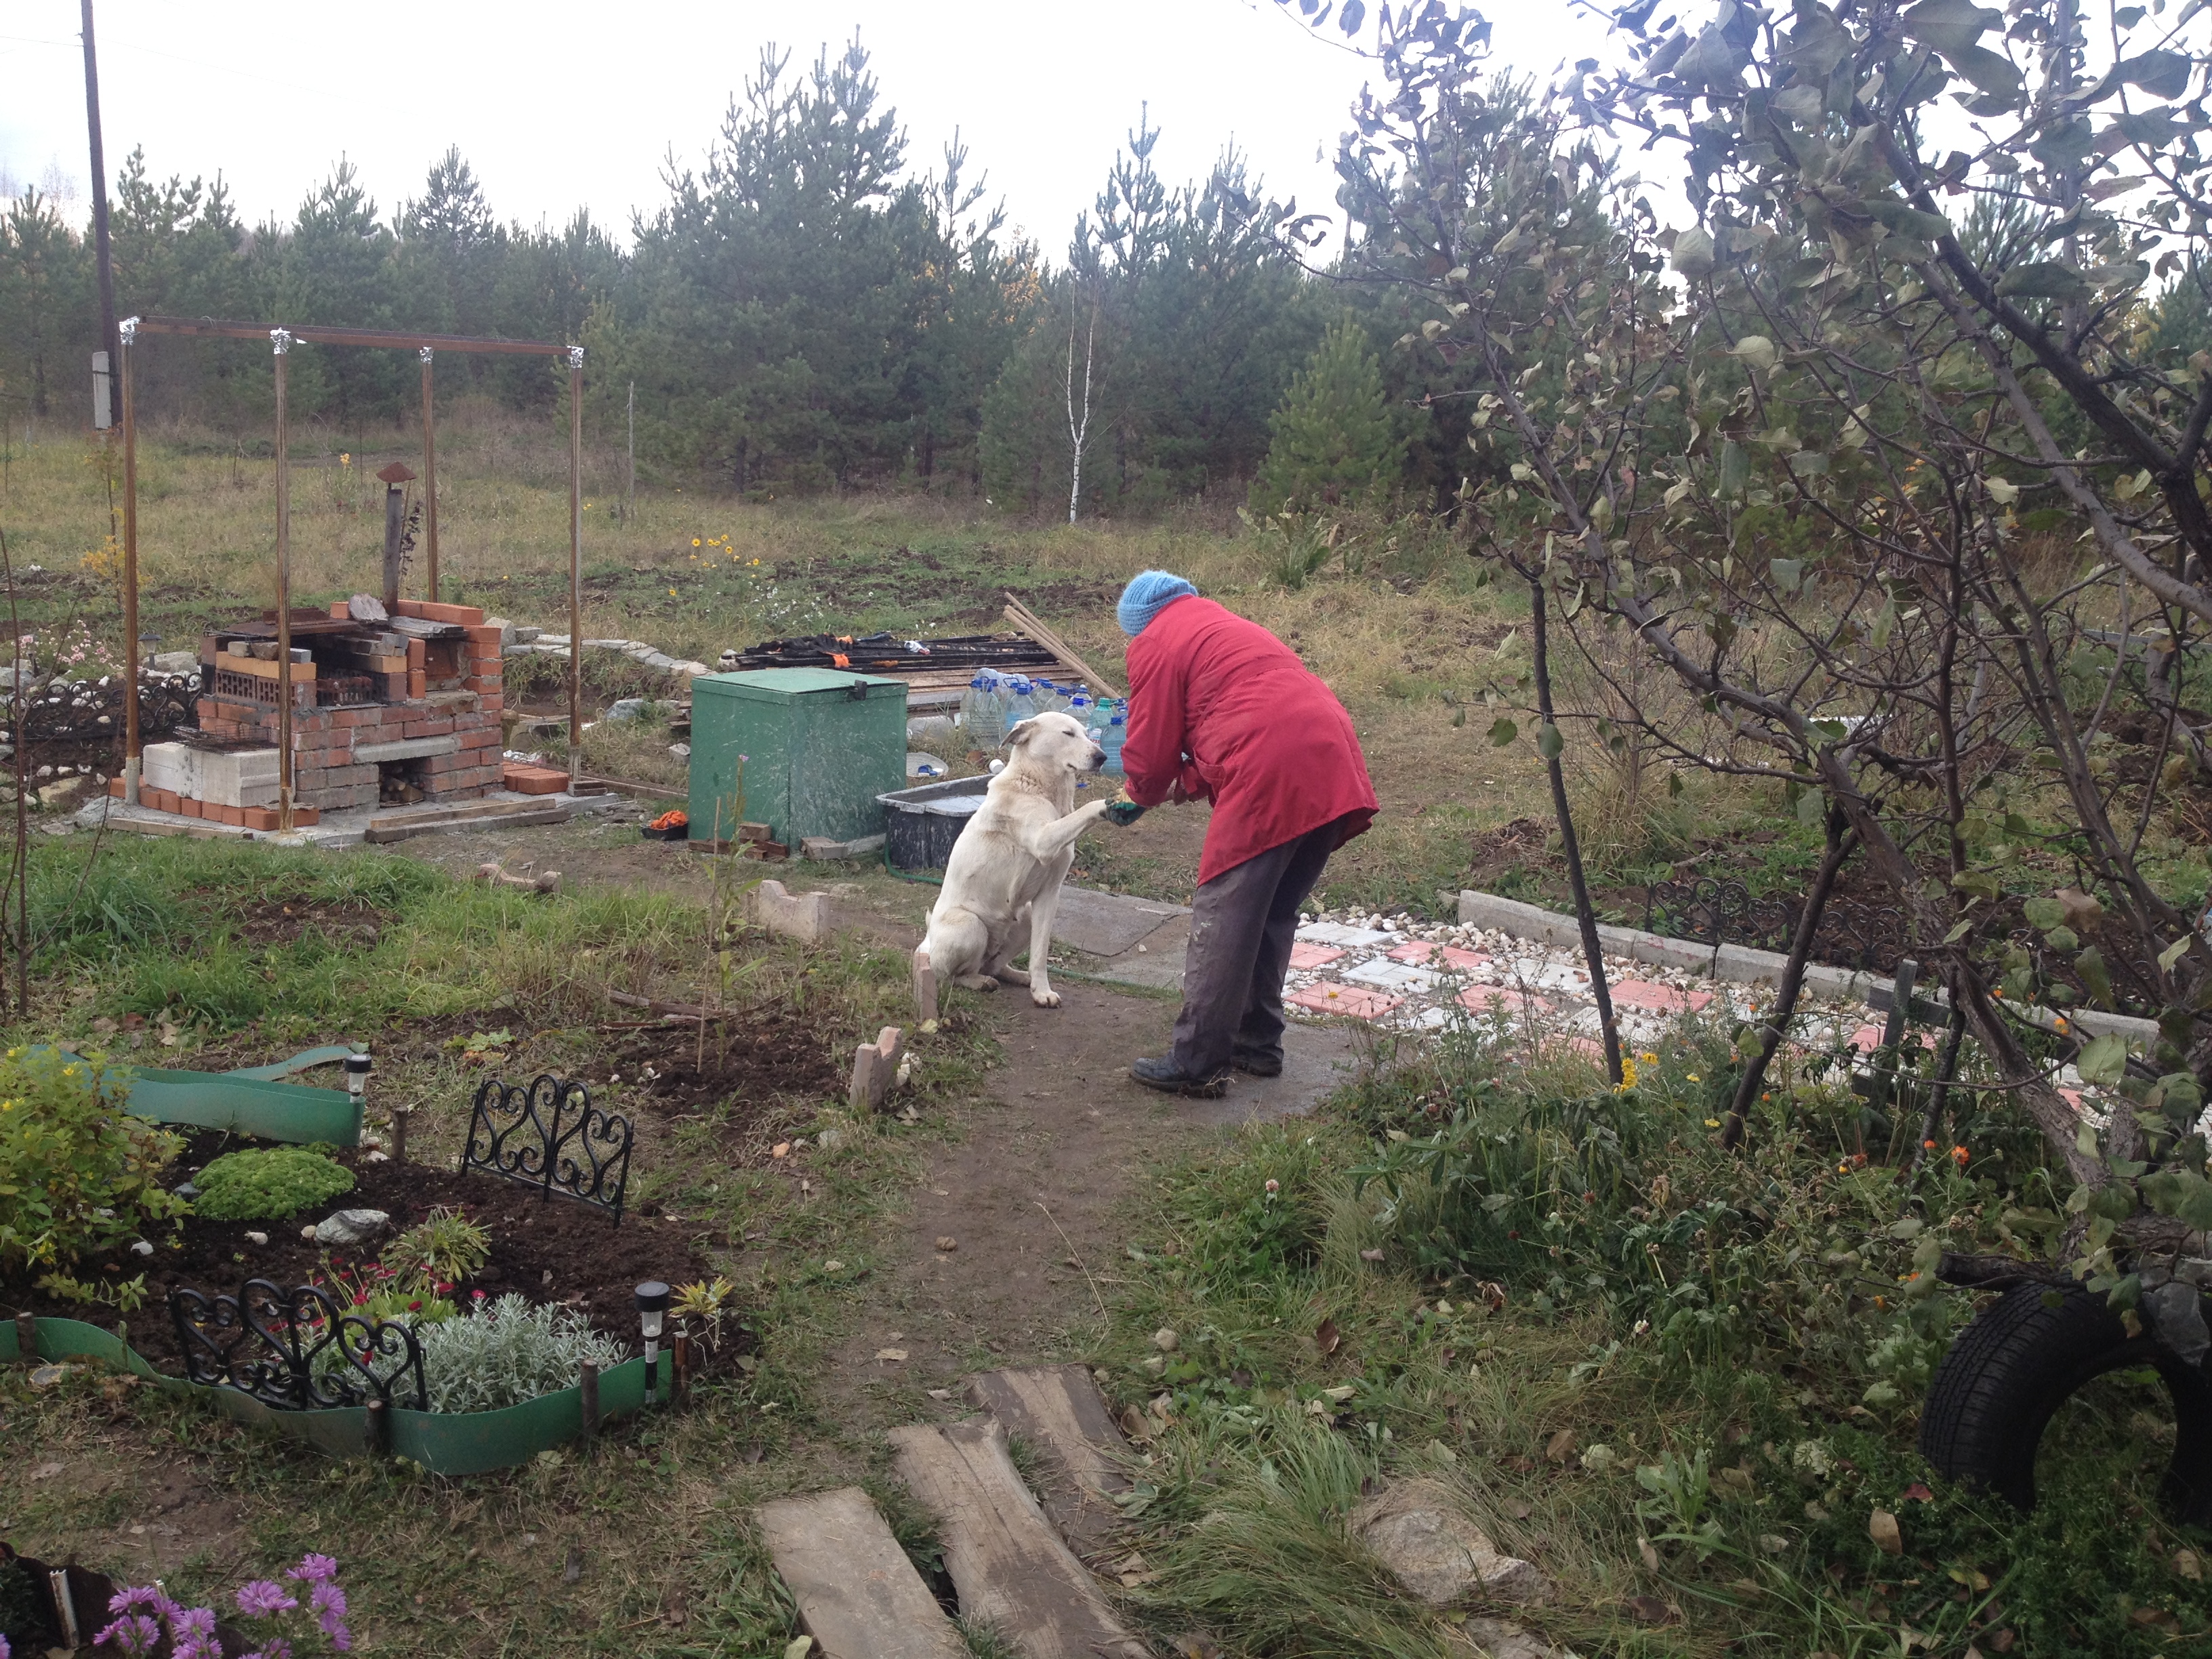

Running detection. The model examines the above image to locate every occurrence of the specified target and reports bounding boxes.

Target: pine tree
[1250,319,1400,514]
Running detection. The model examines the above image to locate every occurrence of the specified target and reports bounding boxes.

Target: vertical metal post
[626,380,634,520]
[567,346,584,782]
[419,347,438,602]
[80,0,121,430]
[272,329,294,833]
[119,316,140,803]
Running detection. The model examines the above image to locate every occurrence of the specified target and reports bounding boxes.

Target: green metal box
[687,668,908,846]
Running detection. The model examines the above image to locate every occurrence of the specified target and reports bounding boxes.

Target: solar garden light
[636,1281,672,1402]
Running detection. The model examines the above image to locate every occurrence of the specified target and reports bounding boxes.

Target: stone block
[848,1025,905,1113]
[746,877,830,944]
[1350,1477,1547,1607]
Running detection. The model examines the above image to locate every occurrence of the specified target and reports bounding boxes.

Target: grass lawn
[3,421,2203,1658]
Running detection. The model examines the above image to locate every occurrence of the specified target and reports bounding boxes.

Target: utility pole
[626,380,635,523]
[81,0,122,429]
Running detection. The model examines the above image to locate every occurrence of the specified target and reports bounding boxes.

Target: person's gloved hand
[1105,800,1147,827]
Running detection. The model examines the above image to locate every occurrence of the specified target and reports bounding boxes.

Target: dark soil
[605,1004,842,1123]
[3,1134,728,1379]
[223,897,390,950]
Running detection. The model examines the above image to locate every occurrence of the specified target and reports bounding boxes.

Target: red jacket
[1122,595,1377,884]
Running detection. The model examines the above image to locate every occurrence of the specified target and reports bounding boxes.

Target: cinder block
[747,878,830,943]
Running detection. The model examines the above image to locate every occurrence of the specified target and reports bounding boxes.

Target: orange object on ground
[650,807,689,832]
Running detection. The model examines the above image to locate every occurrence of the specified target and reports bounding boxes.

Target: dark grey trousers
[1169,816,1350,1078]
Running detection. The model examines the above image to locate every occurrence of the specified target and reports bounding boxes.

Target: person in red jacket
[1107,571,1377,1095]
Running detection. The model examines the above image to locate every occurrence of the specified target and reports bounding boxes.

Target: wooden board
[888,1419,1149,1659]
[363,806,569,844]
[964,1365,1132,1561]
[216,651,314,682]
[753,1488,968,1659]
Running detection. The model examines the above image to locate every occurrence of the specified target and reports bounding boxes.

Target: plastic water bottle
[959,672,1002,738]
[1067,693,1090,729]
[1101,710,1127,774]
[1000,676,1038,740]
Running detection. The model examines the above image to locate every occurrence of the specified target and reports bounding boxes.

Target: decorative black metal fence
[167,1279,427,1410]
[1,671,198,747]
[1643,876,1907,973]
[462,1073,634,1224]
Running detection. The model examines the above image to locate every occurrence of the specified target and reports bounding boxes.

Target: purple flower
[309,1579,350,1643]
[93,1612,160,1656]
[1,1629,12,1659]
[236,1580,298,1618]
[106,1586,165,1616]
[289,1553,341,1586]
[239,1642,293,1659]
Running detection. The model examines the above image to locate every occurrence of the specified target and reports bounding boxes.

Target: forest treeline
[0,39,1475,514]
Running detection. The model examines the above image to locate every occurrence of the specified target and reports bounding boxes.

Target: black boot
[1129,1054,1228,1097]
[1229,1047,1284,1078]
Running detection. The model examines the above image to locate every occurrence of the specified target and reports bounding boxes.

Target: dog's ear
[1006,718,1036,747]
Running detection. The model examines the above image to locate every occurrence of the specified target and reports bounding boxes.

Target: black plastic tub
[878,776,990,870]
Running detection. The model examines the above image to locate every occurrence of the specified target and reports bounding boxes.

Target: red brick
[407,671,427,699]
[464,676,501,695]
[464,624,503,646]
[289,806,320,827]
[213,803,242,826]
[503,764,570,795]
[329,600,349,619]
[241,807,278,831]
[180,797,203,819]
[393,599,486,626]
[108,778,125,799]
[406,639,426,669]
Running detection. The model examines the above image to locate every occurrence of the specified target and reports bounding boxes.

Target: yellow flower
[692,537,702,547]
[1704,1118,1720,1128]
[668,588,678,597]
[1641,1051,1658,1064]
[340,452,351,467]
[1686,1073,1700,1082]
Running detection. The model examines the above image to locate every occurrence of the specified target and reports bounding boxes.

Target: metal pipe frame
[119,316,139,802]
[115,316,583,829]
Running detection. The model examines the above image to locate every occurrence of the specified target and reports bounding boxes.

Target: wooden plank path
[964,1364,1132,1561]
[752,1488,968,1659]
[888,1418,1150,1659]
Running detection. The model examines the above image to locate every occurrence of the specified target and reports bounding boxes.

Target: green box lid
[694,668,909,701]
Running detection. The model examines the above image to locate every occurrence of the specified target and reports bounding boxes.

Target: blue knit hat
[1116,570,1197,636]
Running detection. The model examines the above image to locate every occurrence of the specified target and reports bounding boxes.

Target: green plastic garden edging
[46,1046,365,1147]
[3,1315,649,1477]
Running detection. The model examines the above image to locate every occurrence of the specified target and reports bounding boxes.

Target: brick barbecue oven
[117,597,513,829]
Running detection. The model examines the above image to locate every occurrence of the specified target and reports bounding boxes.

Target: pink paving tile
[1458,985,1548,1016]
[2059,1087,2084,1111]
[1389,941,1492,972]
[1849,1023,1938,1052]
[1287,979,1404,1020]
[1288,941,1345,970]
[1607,978,1715,1013]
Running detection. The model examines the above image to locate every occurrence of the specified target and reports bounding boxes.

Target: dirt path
[814,979,1356,1437]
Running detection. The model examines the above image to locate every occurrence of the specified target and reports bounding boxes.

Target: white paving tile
[1296,922,1401,947]
[1345,959,1441,993]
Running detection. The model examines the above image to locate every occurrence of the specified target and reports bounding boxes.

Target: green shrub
[0,1045,186,1272]
[416,1294,629,1413]
[1249,318,1401,516]
[382,1206,491,1294]
[192,1146,355,1221]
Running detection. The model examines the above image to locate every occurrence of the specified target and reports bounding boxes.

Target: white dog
[916,710,1109,1008]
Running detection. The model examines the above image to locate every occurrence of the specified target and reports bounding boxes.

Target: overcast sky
[3,0,1623,263]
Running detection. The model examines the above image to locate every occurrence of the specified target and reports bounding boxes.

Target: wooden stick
[1003,594,1123,699]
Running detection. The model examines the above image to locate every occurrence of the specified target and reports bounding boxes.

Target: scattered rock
[28,1364,70,1389]
[314,1208,392,1247]
[1350,1477,1548,1606]
[935,1235,958,1252]
[1153,1327,1180,1353]
[244,1231,268,1246]
[874,1348,909,1363]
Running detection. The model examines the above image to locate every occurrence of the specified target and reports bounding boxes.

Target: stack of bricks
[182,598,508,815]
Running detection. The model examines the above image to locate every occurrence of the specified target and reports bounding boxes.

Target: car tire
[1919,1280,2212,1523]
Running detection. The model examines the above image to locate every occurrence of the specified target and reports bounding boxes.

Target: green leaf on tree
[2077,1032,2130,1086]
[1488,716,1519,747]
[1536,723,1565,760]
